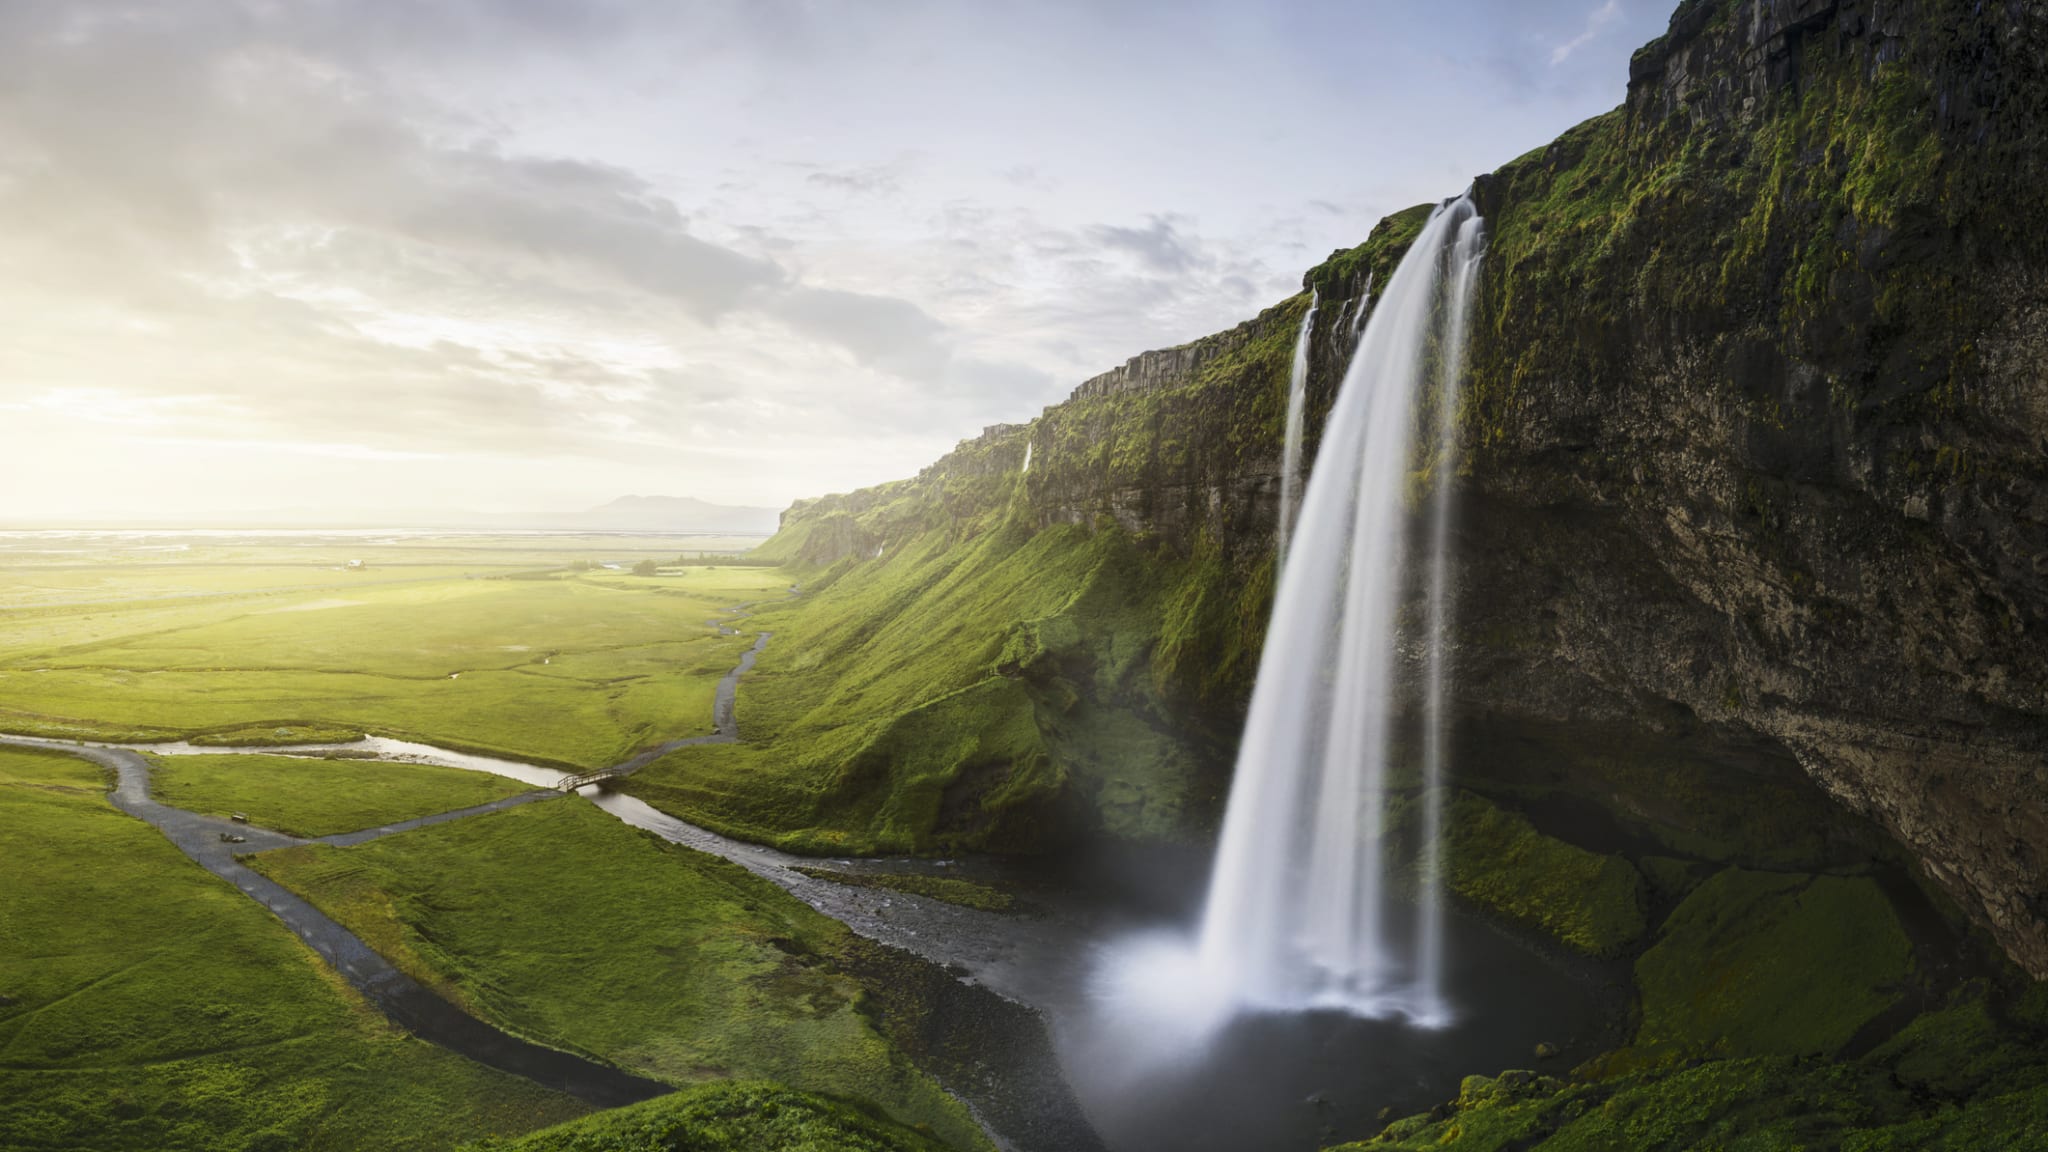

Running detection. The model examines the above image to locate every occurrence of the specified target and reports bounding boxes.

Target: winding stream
[0,735,668,1108]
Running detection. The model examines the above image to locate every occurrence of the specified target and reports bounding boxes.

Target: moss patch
[1639,856,1702,904]
[1635,869,1913,1058]
[1359,1058,1905,1151]
[1434,791,1648,957]
[458,1080,951,1152]
[1357,1037,2048,1150]
[1863,984,2048,1102]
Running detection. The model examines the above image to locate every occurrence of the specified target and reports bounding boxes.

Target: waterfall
[1195,196,1484,1025]
[1414,211,1482,1011]
[1022,440,1033,474]
[1350,272,1375,339]
[1276,288,1318,564]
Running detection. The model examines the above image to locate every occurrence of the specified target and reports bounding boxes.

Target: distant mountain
[556,495,781,535]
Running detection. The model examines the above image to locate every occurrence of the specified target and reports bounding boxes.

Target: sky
[0,0,1667,523]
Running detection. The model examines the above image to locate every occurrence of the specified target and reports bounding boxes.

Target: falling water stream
[1349,271,1375,339]
[1277,288,1318,562]
[1136,196,1488,1031]
[1415,211,1484,1008]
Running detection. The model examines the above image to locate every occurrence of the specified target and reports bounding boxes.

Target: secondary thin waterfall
[1415,210,1483,1012]
[1276,288,1318,563]
[1350,271,1375,340]
[1196,196,1484,1024]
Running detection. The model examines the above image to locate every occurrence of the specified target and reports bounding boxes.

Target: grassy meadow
[0,532,788,766]
[248,798,992,1151]
[146,752,533,837]
[0,744,585,1151]
[0,531,1011,1150]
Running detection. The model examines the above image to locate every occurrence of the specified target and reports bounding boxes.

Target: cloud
[1551,0,1623,65]
[0,0,1066,494]
[0,0,1670,518]
[377,148,787,317]
[1087,215,1215,275]
[768,286,951,379]
[806,164,904,195]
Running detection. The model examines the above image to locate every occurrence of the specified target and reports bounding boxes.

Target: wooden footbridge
[555,766,627,792]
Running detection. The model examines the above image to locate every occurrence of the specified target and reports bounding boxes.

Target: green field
[247,798,990,1151]
[0,534,1002,1150]
[146,752,533,837]
[0,744,585,1151]
[0,536,791,767]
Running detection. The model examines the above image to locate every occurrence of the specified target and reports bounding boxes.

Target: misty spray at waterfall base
[1082,199,1507,1110]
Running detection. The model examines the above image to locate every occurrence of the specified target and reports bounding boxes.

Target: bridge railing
[555,767,626,792]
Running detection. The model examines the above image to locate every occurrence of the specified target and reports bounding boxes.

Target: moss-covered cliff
[633,0,2047,988]
[1452,0,2048,978]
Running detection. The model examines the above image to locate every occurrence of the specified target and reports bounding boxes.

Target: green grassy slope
[459,1081,950,1152]
[1432,791,1647,958]
[628,511,1226,854]
[1355,1046,2048,1151]
[0,745,583,1151]
[1633,869,1912,1058]
[1347,863,2048,1150]
[248,799,991,1151]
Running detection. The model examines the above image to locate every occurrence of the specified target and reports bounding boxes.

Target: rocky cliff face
[1451,0,2048,977]
[769,0,2048,975]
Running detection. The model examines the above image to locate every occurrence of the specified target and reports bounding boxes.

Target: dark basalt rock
[1449,0,2048,977]
[772,0,2048,976]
